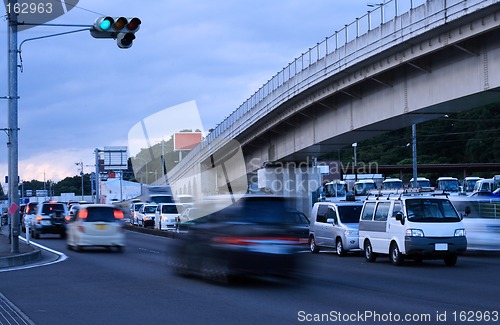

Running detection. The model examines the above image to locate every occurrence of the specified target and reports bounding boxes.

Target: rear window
[82,207,118,222]
[337,205,363,223]
[26,203,38,214]
[41,203,65,215]
[216,198,294,224]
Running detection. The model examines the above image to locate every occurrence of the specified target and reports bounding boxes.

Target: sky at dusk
[0,0,426,184]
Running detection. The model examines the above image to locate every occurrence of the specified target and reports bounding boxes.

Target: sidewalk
[0,226,42,268]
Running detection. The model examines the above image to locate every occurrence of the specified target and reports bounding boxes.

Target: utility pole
[412,124,418,188]
[7,0,20,253]
[75,161,84,200]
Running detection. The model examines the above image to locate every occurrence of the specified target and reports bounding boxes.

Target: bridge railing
[170,0,498,181]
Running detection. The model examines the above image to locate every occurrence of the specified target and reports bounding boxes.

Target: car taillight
[79,209,88,219]
[114,210,124,219]
[36,215,42,223]
[65,215,71,222]
[213,236,299,245]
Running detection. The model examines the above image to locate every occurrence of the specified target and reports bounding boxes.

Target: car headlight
[406,229,424,237]
[344,229,358,236]
[454,229,466,237]
[143,217,149,221]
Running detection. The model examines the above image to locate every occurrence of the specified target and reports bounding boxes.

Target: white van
[353,179,377,196]
[358,196,467,266]
[473,178,494,193]
[309,201,364,256]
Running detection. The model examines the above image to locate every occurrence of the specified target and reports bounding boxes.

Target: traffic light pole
[7,0,20,253]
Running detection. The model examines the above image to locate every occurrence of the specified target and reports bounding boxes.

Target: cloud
[0,0,387,182]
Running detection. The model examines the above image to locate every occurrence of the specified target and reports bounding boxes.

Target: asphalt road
[1,230,499,325]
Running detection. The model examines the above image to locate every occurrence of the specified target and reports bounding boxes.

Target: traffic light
[90,16,141,49]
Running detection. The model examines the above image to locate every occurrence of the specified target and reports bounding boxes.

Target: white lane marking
[0,237,68,273]
[138,247,160,254]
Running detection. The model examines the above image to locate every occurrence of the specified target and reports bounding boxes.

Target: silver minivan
[309,201,363,256]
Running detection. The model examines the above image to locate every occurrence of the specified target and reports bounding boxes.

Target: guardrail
[170,0,500,181]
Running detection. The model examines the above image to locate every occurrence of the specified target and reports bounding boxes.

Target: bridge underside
[241,15,500,170]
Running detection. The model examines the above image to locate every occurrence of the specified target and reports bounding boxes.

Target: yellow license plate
[96,224,107,230]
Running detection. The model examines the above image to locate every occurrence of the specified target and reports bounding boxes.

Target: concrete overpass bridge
[166,0,500,212]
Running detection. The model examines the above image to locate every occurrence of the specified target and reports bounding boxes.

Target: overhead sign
[102,146,128,170]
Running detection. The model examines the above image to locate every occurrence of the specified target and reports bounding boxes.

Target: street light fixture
[367,2,385,24]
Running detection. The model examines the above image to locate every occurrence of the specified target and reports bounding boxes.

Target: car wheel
[309,236,320,254]
[444,254,457,266]
[336,238,346,257]
[364,240,376,263]
[389,242,404,266]
[201,256,230,283]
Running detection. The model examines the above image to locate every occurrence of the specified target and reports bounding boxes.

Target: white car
[129,202,145,226]
[66,204,125,252]
[137,203,157,227]
[155,203,185,231]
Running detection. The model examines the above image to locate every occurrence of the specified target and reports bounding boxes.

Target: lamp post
[352,143,358,182]
[367,1,385,24]
[75,161,84,200]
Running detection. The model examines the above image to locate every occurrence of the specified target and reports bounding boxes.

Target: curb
[0,248,42,269]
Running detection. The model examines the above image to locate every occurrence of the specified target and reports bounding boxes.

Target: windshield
[405,199,461,222]
[143,205,157,213]
[438,180,459,192]
[162,204,184,214]
[325,183,346,197]
[337,205,362,223]
[383,181,403,189]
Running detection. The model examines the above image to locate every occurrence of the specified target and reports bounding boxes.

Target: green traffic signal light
[96,16,114,31]
[99,19,111,30]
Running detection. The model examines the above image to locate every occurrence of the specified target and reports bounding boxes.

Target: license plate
[435,243,448,251]
[96,224,107,230]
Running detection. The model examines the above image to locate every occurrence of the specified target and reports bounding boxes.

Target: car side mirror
[464,206,471,217]
[326,218,335,224]
[395,211,405,225]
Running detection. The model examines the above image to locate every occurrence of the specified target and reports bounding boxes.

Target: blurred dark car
[170,195,307,283]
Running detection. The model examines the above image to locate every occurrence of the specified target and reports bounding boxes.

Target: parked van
[309,201,363,256]
[436,177,460,193]
[382,178,403,190]
[473,178,494,193]
[358,195,467,266]
[463,176,483,193]
[353,179,377,196]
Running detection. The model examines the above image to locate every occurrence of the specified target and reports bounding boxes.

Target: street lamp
[352,143,358,182]
[75,161,84,201]
[367,2,385,24]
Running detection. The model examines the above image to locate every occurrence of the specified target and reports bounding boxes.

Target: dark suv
[30,202,68,239]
